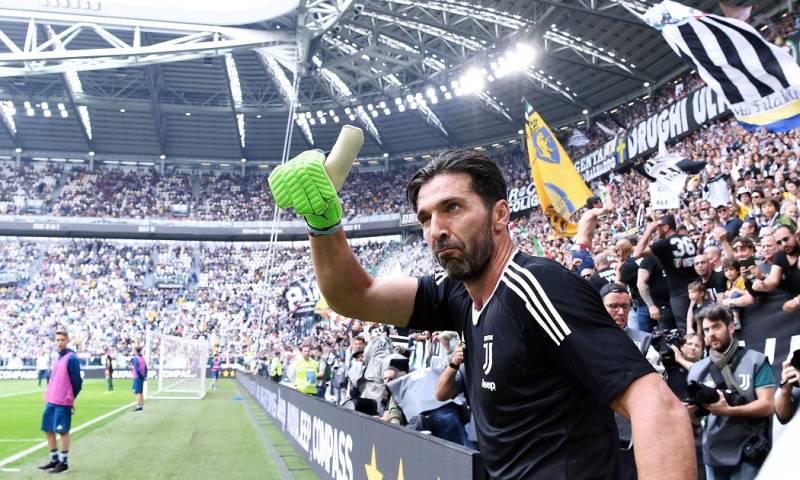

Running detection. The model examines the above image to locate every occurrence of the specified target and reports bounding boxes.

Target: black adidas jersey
[650,234,699,295]
[409,251,654,480]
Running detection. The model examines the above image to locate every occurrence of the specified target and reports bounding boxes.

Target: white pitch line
[0,390,41,399]
[0,439,42,442]
[0,402,135,468]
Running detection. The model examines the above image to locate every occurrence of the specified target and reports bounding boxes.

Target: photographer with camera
[774,352,800,425]
[686,304,776,480]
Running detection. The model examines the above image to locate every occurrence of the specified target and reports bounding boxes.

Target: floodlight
[460,68,484,94]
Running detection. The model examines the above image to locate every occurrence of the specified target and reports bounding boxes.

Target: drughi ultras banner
[524,106,591,236]
[575,85,728,182]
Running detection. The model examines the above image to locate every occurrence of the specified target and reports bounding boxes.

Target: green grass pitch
[0,378,318,479]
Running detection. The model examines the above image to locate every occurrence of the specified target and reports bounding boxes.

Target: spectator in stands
[600,282,663,480]
[720,258,751,328]
[686,280,710,335]
[345,348,366,400]
[738,219,758,239]
[636,253,673,333]
[570,190,615,271]
[589,252,615,291]
[694,253,725,304]
[780,200,798,231]
[615,239,646,329]
[387,363,470,447]
[701,216,721,251]
[381,366,406,425]
[753,225,800,311]
[671,332,706,480]
[579,267,595,281]
[719,203,743,240]
[688,305,776,480]
[635,214,699,335]
[775,357,800,425]
[705,246,724,273]
[671,332,704,372]
[758,235,777,278]
[315,344,334,399]
[756,198,784,232]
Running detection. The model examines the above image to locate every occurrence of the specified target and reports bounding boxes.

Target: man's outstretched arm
[612,373,696,479]
[310,229,418,326]
[269,126,419,327]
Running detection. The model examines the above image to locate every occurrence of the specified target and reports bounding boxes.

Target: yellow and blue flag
[523,101,591,236]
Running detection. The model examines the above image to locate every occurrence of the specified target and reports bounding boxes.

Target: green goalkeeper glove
[268,149,343,234]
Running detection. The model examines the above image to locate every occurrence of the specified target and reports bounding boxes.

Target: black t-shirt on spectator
[773,252,800,294]
[408,251,653,480]
[638,256,671,307]
[703,272,727,303]
[618,258,641,302]
[590,267,616,292]
[650,234,699,296]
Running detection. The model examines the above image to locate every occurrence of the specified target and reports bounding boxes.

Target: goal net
[148,334,210,400]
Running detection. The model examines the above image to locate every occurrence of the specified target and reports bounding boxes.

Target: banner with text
[238,375,483,480]
[575,86,728,181]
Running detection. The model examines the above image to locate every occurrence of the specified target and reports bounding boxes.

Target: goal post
[147,333,210,400]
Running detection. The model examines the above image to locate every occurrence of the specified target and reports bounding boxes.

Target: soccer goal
[148,333,210,400]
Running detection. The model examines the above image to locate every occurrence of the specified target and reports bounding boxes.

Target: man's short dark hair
[732,236,755,250]
[585,195,602,210]
[658,214,676,230]
[697,303,732,326]
[55,330,68,337]
[406,150,507,211]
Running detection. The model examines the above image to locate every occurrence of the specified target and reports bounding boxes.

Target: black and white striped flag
[644,0,800,132]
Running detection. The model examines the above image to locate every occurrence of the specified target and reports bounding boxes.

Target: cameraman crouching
[687,304,776,480]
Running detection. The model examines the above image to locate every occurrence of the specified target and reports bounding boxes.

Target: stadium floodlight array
[148,333,210,400]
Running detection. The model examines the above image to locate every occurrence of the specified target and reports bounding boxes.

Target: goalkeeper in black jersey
[268,142,695,480]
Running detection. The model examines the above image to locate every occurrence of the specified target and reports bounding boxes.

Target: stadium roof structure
[0,0,783,169]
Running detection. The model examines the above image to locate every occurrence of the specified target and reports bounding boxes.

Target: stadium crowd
[52,167,192,219]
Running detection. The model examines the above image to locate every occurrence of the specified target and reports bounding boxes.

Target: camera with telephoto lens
[685,381,748,416]
[650,329,685,367]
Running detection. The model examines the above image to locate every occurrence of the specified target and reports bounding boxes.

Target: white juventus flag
[637,140,690,200]
[644,0,800,132]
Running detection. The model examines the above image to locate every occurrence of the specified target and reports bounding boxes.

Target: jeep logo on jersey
[482,335,493,375]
